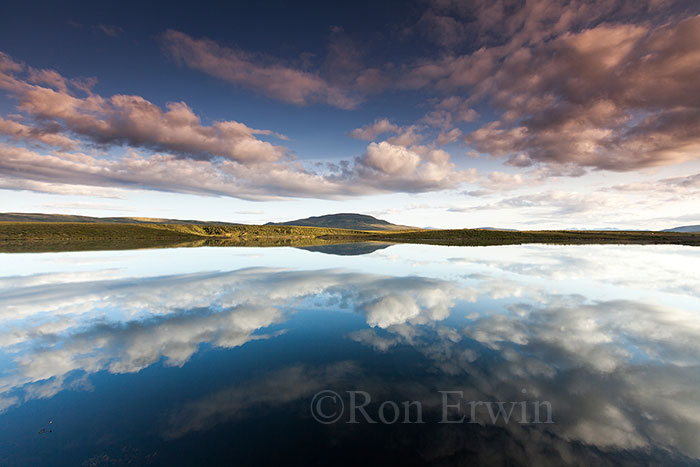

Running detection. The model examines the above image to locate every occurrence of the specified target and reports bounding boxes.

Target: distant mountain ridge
[663,225,700,233]
[0,212,414,231]
[4,212,698,233]
[0,212,240,225]
[266,213,415,231]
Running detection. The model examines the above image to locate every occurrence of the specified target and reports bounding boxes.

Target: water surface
[1,244,699,465]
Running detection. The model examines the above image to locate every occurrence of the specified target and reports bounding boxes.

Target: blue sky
[0,0,699,228]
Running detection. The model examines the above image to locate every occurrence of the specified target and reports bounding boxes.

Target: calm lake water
[1,243,699,466]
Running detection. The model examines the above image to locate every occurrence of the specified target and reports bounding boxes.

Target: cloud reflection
[0,267,468,411]
[1,245,699,461]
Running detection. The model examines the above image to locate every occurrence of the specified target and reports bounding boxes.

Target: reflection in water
[0,245,699,465]
[0,267,469,410]
[297,242,392,256]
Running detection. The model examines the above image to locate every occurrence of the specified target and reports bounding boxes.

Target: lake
[1,243,699,466]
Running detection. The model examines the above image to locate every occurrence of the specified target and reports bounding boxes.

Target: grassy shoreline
[1,221,699,253]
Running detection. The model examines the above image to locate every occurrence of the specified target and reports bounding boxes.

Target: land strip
[1,222,698,253]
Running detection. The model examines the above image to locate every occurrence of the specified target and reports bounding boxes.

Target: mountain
[0,212,239,225]
[266,213,415,231]
[663,225,700,233]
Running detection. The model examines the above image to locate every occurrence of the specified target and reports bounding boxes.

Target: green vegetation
[358,228,700,246]
[1,221,698,253]
[0,222,369,253]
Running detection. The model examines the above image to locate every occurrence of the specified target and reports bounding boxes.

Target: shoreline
[1,222,699,253]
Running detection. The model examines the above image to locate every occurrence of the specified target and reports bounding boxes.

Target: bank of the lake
[1,221,699,253]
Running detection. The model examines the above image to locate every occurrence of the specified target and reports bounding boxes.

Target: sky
[0,0,698,229]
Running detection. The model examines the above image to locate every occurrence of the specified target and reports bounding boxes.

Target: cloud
[436,127,462,145]
[0,51,476,199]
[401,3,700,172]
[450,175,700,228]
[608,172,700,195]
[468,16,700,171]
[0,51,476,198]
[481,171,526,191]
[351,141,478,192]
[0,53,287,163]
[448,190,620,219]
[94,24,123,37]
[361,141,420,175]
[0,116,78,150]
[455,170,532,198]
[416,9,470,49]
[161,30,360,109]
[418,96,475,146]
[0,174,127,198]
[0,141,473,200]
[0,145,331,200]
[322,26,389,94]
[436,96,478,122]
[414,0,687,53]
[386,125,424,147]
[350,119,425,147]
[0,52,22,73]
[349,118,400,140]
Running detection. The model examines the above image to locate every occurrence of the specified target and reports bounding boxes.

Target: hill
[663,225,700,233]
[0,212,239,225]
[266,213,415,231]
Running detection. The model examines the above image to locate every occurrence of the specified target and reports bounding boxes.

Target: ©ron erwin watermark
[310,390,554,425]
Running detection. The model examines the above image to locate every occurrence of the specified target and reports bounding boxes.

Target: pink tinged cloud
[0,54,286,163]
[349,118,400,140]
[0,117,78,150]
[461,15,700,171]
[437,128,462,145]
[399,2,700,172]
[160,30,360,109]
[0,52,475,199]
[350,120,425,147]
[386,125,424,147]
[420,96,476,146]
